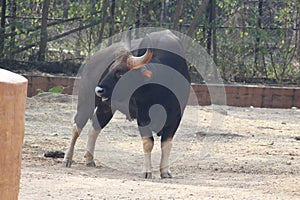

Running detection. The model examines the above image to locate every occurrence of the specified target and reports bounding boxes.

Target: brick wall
[25,75,300,108]
[190,84,300,108]
[25,75,78,97]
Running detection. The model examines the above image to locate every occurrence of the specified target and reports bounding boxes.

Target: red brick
[225,85,238,95]
[261,95,272,108]
[271,88,291,96]
[271,95,293,108]
[250,94,263,107]
[226,94,243,107]
[292,89,300,107]
[262,87,272,96]
[237,86,250,96]
[191,84,208,93]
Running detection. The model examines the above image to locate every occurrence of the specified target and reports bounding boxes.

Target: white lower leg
[64,124,81,165]
[143,153,152,173]
[160,140,172,175]
[142,137,154,173]
[84,126,101,165]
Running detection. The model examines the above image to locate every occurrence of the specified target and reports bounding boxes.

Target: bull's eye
[114,70,123,79]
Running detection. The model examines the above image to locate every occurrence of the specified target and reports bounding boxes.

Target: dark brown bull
[64,30,191,178]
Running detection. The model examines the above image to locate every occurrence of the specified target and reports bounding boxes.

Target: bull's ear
[141,68,152,78]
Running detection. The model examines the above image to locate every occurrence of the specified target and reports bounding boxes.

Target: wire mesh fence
[0,0,299,85]
[213,0,300,84]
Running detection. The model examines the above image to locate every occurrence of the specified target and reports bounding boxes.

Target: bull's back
[138,30,190,83]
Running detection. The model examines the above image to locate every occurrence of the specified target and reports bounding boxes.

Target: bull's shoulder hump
[147,30,184,57]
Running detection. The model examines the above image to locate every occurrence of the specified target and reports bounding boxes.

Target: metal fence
[210,0,300,84]
[1,0,299,85]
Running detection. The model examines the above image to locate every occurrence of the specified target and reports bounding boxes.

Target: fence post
[0,69,28,200]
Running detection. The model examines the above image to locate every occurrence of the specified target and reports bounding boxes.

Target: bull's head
[95,47,153,102]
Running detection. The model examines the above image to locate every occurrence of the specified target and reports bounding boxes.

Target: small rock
[128,134,137,137]
[44,150,65,158]
[80,172,89,176]
[216,109,228,115]
[295,136,300,141]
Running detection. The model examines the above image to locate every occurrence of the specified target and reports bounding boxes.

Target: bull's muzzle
[95,86,110,101]
[95,86,104,97]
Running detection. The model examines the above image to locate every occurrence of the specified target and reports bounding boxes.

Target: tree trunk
[211,0,218,80]
[143,1,153,25]
[108,0,115,45]
[254,0,263,77]
[297,3,300,57]
[38,0,50,61]
[0,0,6,58]
[186,0,210,38]
[63,0,70,19]
[160,0,165,24]
[172,0,184,30]
[135,0,142,37]
[9,0,17,59]
[206,6,211,55]
[96,0,109,45]
[0,69,28,200]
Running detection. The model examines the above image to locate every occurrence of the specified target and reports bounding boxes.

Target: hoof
[141,172,152,179]
[160,172,172,179]
[64,159,73,168]
[86,161,96,167]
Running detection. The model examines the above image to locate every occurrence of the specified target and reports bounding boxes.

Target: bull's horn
[127,49,153,69]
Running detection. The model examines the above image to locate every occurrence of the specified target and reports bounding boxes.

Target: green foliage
[36,86,63,94]
[0,0,299,85]
[48,86,63,93]
[36,88,44,95]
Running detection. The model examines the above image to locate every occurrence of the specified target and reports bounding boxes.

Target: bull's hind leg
[142,136,154,178]
[160,137,173,178]
[64,124,82,167]
[84,126,101,167]
[159,112,182,178]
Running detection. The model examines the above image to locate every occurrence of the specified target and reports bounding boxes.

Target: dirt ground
[19,93,300,200]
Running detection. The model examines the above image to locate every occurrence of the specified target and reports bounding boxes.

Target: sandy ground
[19,93,300,199]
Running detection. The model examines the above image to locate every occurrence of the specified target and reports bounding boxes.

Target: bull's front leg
[141,136,154,179]
[64,124,81,167]
[84,126,101,167]
[160,138,173,178]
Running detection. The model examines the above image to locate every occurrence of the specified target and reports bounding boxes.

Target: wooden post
[0,69,28,200]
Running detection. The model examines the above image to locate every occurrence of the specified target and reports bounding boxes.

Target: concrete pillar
[0,69,28,200]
